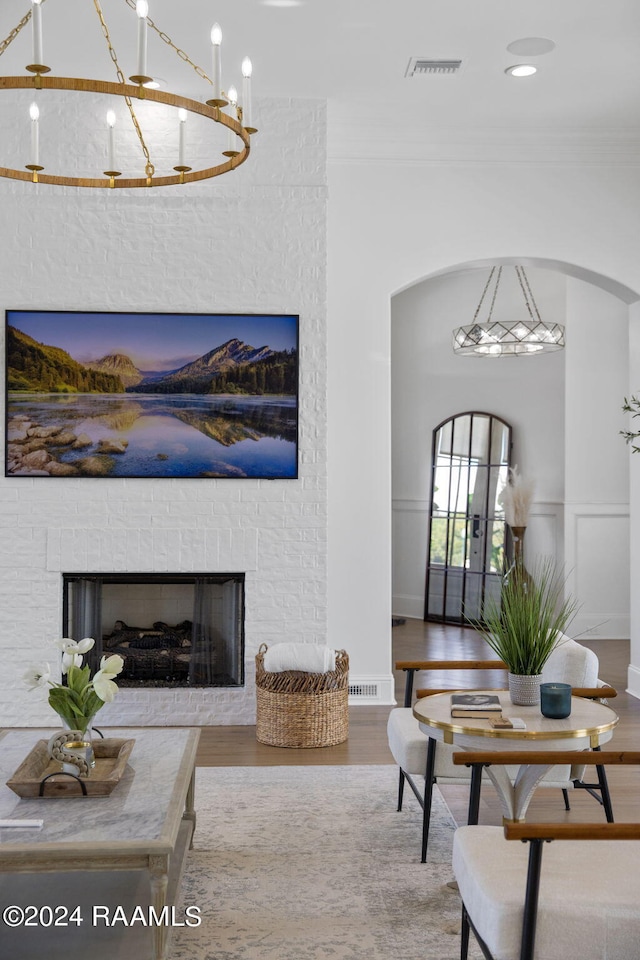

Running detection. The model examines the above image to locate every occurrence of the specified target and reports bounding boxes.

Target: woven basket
[255,644,349,748]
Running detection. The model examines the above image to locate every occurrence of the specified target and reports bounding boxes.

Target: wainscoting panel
[565,505,630,640]
[524,503,563,569]
[392,497,630,639]
[392,499,429,619]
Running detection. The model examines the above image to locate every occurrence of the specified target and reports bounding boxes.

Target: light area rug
[172,765,483,960]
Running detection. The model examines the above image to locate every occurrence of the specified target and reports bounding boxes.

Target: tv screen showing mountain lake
[6,311,299,479]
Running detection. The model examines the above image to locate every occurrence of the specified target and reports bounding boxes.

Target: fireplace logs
[103,620,195,683]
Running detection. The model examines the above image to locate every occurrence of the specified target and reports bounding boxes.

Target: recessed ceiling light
[143,78,165,89]
[505,64,537,78]
[261,1,305,7]
[506,37,555,56]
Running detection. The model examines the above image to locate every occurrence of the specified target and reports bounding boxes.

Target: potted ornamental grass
[470,558,579,705]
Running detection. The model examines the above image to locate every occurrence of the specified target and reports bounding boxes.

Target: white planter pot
[508,673,542,706]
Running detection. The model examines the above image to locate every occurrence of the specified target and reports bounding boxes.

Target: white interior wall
[1,96,639,716]
[391,267,565,621]
[564,279,630,639]
[390,269,630,638]
[328,157,640,700]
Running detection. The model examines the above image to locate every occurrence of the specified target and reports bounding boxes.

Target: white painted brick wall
[0,97,327,726]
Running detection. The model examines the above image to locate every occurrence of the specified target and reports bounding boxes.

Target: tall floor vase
[504,524,532,587]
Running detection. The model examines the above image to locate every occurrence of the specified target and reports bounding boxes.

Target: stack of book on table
[450,693,502,718]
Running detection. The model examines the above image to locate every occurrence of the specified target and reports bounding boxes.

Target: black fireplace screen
[63,573,244,688]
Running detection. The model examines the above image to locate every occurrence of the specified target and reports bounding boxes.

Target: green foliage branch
[621,396,640,453]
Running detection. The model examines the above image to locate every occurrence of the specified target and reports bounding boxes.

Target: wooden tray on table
[5,737,135,798]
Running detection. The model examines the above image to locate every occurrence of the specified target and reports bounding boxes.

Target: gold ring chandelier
[0,0,257,188]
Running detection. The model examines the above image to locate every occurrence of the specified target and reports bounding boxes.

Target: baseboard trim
[392,595,424,620]
[627,663,640,700]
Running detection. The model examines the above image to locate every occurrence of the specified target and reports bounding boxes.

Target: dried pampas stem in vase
[501,466,535,576]
[501,465,535,528]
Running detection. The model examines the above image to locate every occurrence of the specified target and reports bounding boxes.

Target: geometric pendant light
[452,265,565,357]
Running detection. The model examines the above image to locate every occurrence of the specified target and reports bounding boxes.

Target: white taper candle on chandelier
[226,86,238,152]
[31,0,43,65]
[29,102,39,166]
[106,110,116,170]
[210,23,222,101]
[178,108,187,166]
[241,57,252,130]
[136,0,149,77]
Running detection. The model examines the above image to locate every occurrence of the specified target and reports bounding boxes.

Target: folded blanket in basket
[262,643,337,674]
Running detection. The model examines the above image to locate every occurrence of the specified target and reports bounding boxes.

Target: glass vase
[58,716,96,770]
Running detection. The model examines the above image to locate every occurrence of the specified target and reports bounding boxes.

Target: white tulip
[92,670,119,702]
[23,662,51,690]
[99,654,124,677]
[61,651,85,674]
[55,637,95,654]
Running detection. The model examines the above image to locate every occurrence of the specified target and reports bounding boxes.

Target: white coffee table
[0,726,199,960]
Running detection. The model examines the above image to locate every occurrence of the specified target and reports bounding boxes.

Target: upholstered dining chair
[452,750,640,960]
[540,637,616,819]
[386,636,616,861]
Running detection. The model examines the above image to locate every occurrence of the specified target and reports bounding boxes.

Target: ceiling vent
[405,58,462,77]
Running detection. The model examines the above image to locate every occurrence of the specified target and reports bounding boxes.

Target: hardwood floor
[196,618,640,825]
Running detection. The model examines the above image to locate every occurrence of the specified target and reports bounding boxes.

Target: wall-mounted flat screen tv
[5,310,298,479]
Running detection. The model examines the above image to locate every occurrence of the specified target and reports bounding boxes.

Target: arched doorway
[391,259,633,643]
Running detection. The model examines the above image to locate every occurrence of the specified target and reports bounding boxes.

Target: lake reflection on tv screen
[7,393,297,478]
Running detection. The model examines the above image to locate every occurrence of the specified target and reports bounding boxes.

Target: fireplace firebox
[63,573,244,688]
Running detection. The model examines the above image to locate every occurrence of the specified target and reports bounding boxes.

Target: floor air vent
[349,682,380,699]
[405,58,462,77]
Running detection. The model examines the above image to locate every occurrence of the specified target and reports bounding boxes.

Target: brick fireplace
[0,98,329,729]
[21,518,326,728]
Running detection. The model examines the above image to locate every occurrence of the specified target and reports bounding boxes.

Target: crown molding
[328,116,640,165]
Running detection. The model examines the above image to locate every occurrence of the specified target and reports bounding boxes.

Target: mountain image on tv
[8,327,296,397]
[7,325,124,394]
[5,311,299,480]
